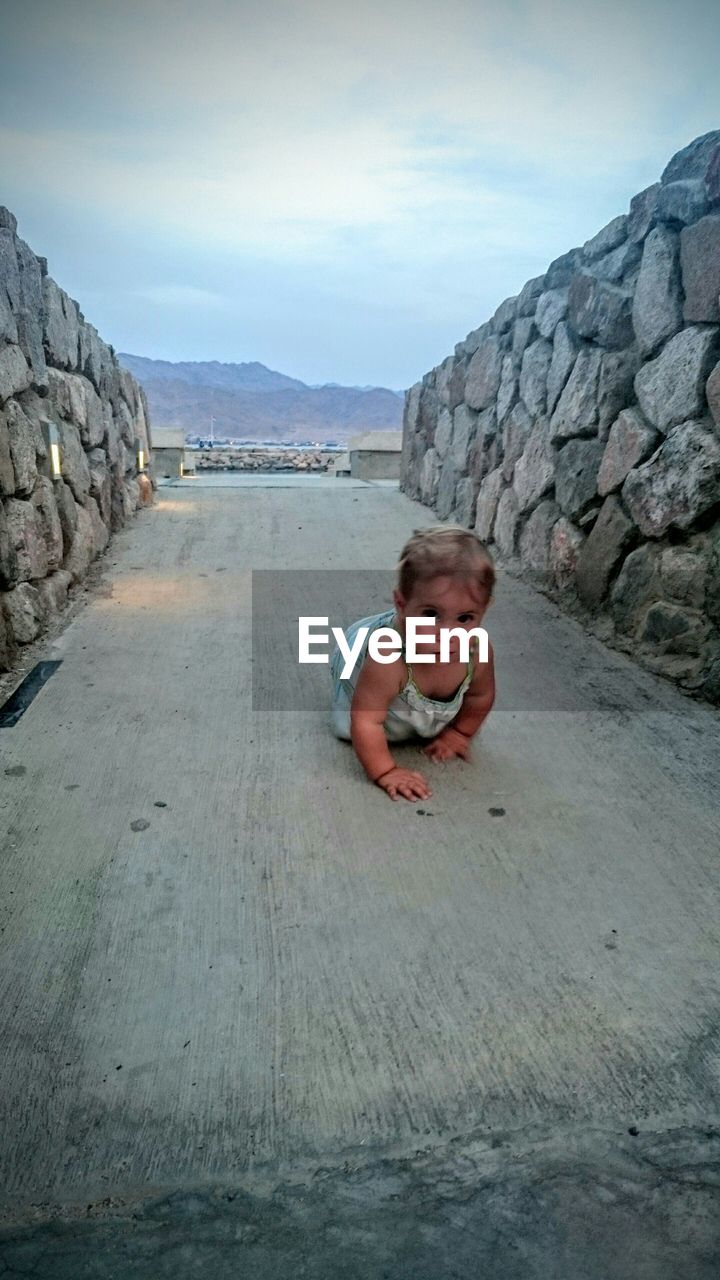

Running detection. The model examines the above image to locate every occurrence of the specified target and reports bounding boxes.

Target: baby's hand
[375,767,432,802]
[422,727,472,762]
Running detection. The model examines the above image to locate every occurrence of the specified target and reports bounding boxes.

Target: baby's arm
[423,641,496,762]
[350,653,432,801]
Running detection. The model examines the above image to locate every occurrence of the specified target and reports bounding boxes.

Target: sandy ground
[0,475,718,1278]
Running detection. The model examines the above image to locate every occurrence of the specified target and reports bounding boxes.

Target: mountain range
[119,354,405,443]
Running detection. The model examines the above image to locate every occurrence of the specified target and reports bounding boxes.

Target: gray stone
[496,355,518,425]
[502,401,532,482]
[42,278,81,371]
[0,344,31,404]
[454,475,477,528]
[0,413,15,497]
[535,288,569,338]
[660,546,707,609]
[465,338,503,410]
[492,296,518,334]
[468,407,499,485]
[568,273,634,349]
[451,404,477,473]
[115,398,136,449]
[2,581,45,643]
[661,131,720,183]
[14,238,48,393]
[47,367,78,423]
[632,226,683,357]
[63,496,107,582]
[5,399,39,497]
[513,423,555,514]
[622,419,720,536]
[58,421,92,504]
[474,466,505,543]
[638,601,707,655]
[597,349,639,436]
[493,487,520,557]
[550,517,585,591]
[555,438,604,518]
[79,322,114,395]
[707,527,720,625]
[31,476,63,572]
[550,346,602,441]
[598,408,659,495]
[634,326,720,432]
[518,500,560,578]
[627,183,661,243]
[0,273,18,343]
[545,247,582,288]
[79,378,106,450]
[53,478,78,555]
[418,383,438,445]
[436,459,459,520]
[577,503,602,531]
[0,601,15,669]
[400,432,419,500]
[512,317,536,366]
[656,179,709,225]
[590,240,642,284]
[611,543,662,632]
[4,497,48,581]
[435,356,455,406]
[461,321,495,357]
[35,568,72,617]
[516,275,545,318]
[576,495,636,609]
[582,215,628,262]
[404,382,422,435]
[434,407,453,460]
[0,228,21,316]
[0,206,18,233]
[447,361,466,410]
[706,145,720,208]
[706,361,720,430]
[680,216,720,322]
[518,339,552,417]
[0,500,18,588]
[546,321,580,416]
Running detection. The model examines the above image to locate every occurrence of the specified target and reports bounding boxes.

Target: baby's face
[393,575,489,659]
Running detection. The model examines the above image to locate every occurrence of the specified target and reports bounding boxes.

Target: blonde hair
[396,525,495,603]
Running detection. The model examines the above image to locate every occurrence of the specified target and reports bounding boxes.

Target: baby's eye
[458,613,476,623]
[420,608,438,617]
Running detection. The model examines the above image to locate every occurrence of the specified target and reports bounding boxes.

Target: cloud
[2,0,719,383]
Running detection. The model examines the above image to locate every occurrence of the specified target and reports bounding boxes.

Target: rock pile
[194,447,333,472]
[401,132,720,703]
[0,208,151,672]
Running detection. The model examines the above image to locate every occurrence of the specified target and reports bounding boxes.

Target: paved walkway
[1,476,719,1277]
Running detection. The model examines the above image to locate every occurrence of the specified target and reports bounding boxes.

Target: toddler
[330,526,496,801]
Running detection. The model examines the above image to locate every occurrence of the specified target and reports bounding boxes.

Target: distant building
[345,430,402,480]
[151,427,192,478]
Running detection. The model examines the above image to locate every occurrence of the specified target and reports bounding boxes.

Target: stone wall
[401,131,720,704]
[0,207,152,673]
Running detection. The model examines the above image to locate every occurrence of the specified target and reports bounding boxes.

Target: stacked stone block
[0,208,151,672]
[401,131,720,703]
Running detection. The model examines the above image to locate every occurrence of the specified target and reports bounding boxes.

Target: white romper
[329,608,475,742]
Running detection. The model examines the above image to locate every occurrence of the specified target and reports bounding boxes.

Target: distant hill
[119,354,404,443]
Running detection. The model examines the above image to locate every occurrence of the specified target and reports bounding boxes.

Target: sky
[1,0,719,390]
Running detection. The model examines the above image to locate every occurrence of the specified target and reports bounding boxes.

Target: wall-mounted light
[135,436,146,473]
[41,421,62,479]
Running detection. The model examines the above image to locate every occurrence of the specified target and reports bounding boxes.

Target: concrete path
[1,476,719,1278]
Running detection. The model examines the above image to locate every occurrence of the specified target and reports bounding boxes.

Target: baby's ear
[392,588,405,609]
